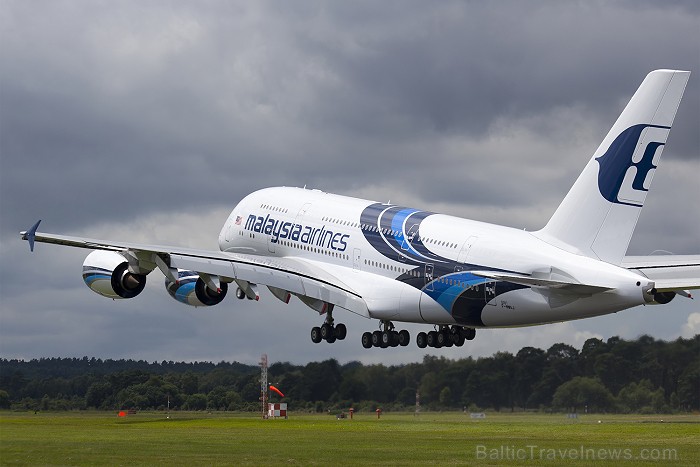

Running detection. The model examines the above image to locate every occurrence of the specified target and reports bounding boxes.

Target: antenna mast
[260,354,268,419]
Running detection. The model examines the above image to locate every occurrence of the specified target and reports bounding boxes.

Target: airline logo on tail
[596,124,670,207]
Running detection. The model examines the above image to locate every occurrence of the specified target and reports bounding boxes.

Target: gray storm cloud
[1,1,698,364]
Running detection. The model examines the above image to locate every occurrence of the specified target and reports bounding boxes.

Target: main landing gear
[310,308,346,344]
[416,326,476,348]
[361,321,410,349]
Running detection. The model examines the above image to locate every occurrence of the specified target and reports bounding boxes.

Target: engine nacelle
[644,286,677,305]
[652,290,676,305]
[165,270,228,307]
[82,251,147,299]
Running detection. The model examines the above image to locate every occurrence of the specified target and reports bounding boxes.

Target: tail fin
[535,69,690,265]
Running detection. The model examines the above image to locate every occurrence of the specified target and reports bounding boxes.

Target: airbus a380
[21,69,700,350]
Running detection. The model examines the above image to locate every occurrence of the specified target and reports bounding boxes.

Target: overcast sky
[1,1,698,366]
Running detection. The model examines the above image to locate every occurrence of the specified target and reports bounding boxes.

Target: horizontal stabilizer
[623,255,700,292]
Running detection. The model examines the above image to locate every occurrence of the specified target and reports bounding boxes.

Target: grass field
[1,411,698,465]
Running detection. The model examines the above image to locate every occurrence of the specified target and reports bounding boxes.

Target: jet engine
[651,290,676,304]
[165,270,228,307]
[82,250,147,299]
[643,285,677,305]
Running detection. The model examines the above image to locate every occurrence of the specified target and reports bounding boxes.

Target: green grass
[1,411,698,465]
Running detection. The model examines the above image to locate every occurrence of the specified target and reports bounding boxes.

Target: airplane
[21,69,700,350]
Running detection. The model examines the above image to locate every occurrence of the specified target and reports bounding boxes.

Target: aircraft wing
[622,255,700,292]
[20,225,370,317]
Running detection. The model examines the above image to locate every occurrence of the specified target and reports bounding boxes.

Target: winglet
[20,220,42,252]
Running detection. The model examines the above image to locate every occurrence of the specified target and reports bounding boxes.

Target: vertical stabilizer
[534,70,690,264]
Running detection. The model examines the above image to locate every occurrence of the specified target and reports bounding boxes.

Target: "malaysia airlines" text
[244,214,350,251]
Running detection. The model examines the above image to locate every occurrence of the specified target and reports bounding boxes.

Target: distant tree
[360,365,393,402]
[180,372,199,395]
[552,377,614,413]
[338,377,367,402]
[580,337,606,376]
[207,386,229,410]
[676,360,700,412]
[1,335,696,413]
[0,390,9,409]
[85,381,113,409]
[184,393,208,410]
[617,379,665,413]
[439,387,453,407]
[513,347,546,409]
[225,390,243,411]
[300,360,341,401]
[419,372,441,405]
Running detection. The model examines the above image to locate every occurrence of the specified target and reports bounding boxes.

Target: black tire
[444,334,453,347]
[335,323,347,340]
[311,326,322,344]
[398,330,410,347]
[372,330,382,347]
[416,332,427,348]
[326,333,336,344]
[235,287,245,300]
[381,331,391,348]
[465,328,476,340]
[427,331,438,348]
[361,332,372,349]
[454,332,465,347]
[390,331,399,347]
[320,323,333,340]
[436,331,447,347]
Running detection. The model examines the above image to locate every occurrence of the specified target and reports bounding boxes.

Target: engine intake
[165,270,228,307]
[82,251,147,299]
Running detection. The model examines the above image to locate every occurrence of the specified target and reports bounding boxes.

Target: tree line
[1,335,697,413]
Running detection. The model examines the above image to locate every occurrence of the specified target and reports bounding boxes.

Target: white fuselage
[218,187,649,328]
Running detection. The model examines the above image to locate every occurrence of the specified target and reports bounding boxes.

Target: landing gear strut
[416,326,476,348]
[361,321,410,349]
[310,308,346,344]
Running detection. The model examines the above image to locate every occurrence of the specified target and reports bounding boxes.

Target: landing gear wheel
[235,287,245,300]
[311,326,322,344]
[416,332,427,348]
[454,332,465,347]
[380,331,392,348]
[390,331,400,347]
[427,331,438,348]
[436,331,448,347]
[398,330,410,347]
[361,332,372,349]
[326,333,336,344]
[465,328,476,340]
[372,330,382,347]
[320,323,333,340]
[335,323,347,340]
